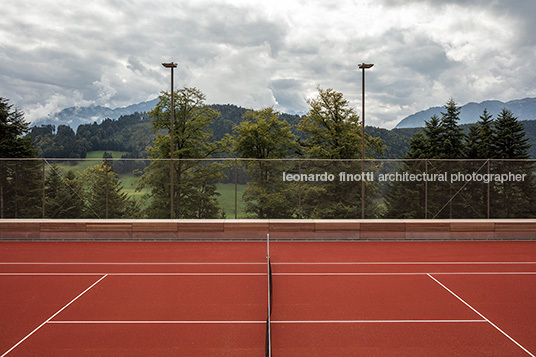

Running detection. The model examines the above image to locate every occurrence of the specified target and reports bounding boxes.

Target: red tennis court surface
[1,241,535,356]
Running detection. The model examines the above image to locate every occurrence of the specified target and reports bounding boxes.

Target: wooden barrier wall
[1,219,536,240]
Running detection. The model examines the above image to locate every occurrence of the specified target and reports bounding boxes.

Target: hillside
[32,99,160,129]
[29,112,154,158]
[396,97,536,128]
[29,103,536,159]
[28,104,305,159]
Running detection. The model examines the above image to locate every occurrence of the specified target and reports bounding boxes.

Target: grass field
[48,151,249,217]
[216,183,247,218]
[54,151,128,173]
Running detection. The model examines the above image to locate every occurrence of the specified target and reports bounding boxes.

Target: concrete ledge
[1,219,536,240]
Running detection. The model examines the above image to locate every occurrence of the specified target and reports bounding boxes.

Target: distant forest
[28,103,536,159]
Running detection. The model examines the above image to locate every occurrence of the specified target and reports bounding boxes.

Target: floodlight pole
[162,62,177,219]
[358,63,373,219]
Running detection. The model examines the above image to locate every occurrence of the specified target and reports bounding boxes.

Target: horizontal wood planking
[315,220,361,231]
[269,220,315,232]
[40,222,86,232]
[495,222,536,232]
[406,222,450,232]
[178,220,224,232]
[450,222,495,232]
[224,220,269,232]
[0,222,41,231]
[132,221,178,232]
[1,219,536,239]
[360,221,405,232]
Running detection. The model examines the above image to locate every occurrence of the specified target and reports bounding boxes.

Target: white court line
[0,273,265,276]
[48,320,266,324]
[430,272,536,275]
[277,262,536,265]
[275,272,536,276]
[1,274,107,357]
[2,272,536,276]
[272,319,486,324]
[0,262,264,265]
[47,319,484,324]
[2,261,536,265]
[428,274,535,357]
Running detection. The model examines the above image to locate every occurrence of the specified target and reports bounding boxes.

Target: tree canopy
[138,88,224,218]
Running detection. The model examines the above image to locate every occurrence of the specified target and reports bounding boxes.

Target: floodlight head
[358,63,374,69]
[162,62,178,68]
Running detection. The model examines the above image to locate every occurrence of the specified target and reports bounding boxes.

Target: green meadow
[49,151,247,217]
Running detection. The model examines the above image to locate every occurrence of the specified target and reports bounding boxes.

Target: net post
[266,233,270,259]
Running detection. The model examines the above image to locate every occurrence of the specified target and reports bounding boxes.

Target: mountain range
[35,99,159,129]
[28,99,536,159]
[395,97,536,128]
[34,97,536,131]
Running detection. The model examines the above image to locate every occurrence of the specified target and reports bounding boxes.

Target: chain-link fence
[1,158,534,219]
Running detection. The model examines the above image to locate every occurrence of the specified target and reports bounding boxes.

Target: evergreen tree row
[43,163,138,219]
[386,99,535,218]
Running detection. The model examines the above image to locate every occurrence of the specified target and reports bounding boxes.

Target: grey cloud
[382,30,458,80]
[269,79,307,114]
[379,0,488,7]
[380,0,536,46]
[2,0,536,128]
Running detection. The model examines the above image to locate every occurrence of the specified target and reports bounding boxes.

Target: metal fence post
[42,159,46,218]
[298,160,302,219]
[235,159,238,219]
[487,159,491,219]
[425,159,428,219]
[105,158,109,219]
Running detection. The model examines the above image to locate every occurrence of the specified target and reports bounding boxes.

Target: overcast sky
[2,0,535,128]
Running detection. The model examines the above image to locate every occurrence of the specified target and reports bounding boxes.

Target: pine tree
[477,109,494,159]
[423,115,441,158]
[44,164,85,218]
[439,99,465,159]
[492,109,530,159]
[465,124,481,159]
[433,99,465,218]
[0,97,41,218]
[462,109,495,218]
[385,132,428,218]
[81,163,138,218]
[490,109,534,217]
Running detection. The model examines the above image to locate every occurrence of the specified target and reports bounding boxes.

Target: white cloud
[1,0,535,128]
